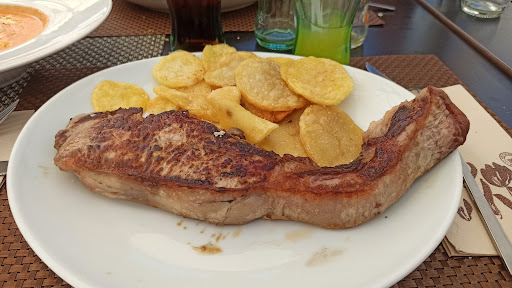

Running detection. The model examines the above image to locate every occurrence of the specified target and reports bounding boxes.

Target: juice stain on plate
[305,247,343,267]
[176,220,183,226]
[37,165,50,177]
[192,243,222,255]
[285,227,315,242]
[232,227,242,238]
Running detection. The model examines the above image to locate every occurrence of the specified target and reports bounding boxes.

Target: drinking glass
[294,0,363,65]
[351,0,369,49]
[166,0,225,52]
[461,0,510,18]
[254,0,296,50]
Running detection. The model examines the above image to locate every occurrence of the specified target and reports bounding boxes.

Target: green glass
[294,0,362,65]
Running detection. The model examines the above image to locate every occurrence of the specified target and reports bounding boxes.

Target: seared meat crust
[54,86,469,228]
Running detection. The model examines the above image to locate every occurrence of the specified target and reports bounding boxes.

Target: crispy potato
[299,105,363,167]
[279,60,291,82]
[241,97,293,123]
[152,50,204,88]
[175,80,213,96]
[204,51,257,87]
[283,57,354,106]
[268,57,294,65]
[146,96,179,115]
[259,109,308,157]
[202,44,237,71]
[154,85,217,123]
[91,81,149,112]
[235,58,309,111]
[207,86,278,144]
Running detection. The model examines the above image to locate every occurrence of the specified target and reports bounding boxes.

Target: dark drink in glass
[166,0,225,52]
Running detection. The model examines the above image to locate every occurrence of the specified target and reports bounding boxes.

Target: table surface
[226,0,512,128]
[2,0,512,287]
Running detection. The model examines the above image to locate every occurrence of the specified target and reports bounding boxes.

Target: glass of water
[461,0,510,18]
[254,0,296,50]
[351,0,369,49]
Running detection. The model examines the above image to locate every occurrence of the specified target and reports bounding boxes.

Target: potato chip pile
[90,44,362,167]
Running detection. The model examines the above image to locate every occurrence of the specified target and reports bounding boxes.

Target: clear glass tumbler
[294,0,362,65]
[461,0,510,18]
[254,0,296,50]
[351,0,369,49]
[166,0,225,52]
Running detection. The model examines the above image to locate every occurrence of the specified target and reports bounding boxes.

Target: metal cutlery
[0,99,19,125]
[365,62,512,275]
[0,99,18,189]
[0,161,7,190]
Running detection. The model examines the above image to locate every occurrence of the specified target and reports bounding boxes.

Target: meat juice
[166,0,225,52]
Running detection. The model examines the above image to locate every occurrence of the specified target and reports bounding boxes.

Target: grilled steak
[54,86,469,228]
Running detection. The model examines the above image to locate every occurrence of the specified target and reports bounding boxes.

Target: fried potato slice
[207,86,278,144]
[204,51,257,87]
[202,44,237,71]
[154,85,217,123]
[175,80,213,96]
[283,57,354,106]
[241,97,293,123]
[268,57,294,65]
[146,96,179,115]
[299,105,363,167]
[279,60,291,82]
[235,58,309,111]
[91,81,149,112]
[259,109,308,157]
[152,50,204,88]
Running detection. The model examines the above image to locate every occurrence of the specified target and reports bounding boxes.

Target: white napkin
[441,85,512,256]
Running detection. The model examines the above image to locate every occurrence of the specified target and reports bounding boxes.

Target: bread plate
[0,0,111,87]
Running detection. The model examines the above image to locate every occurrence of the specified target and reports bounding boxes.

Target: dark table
[224,0,512,129]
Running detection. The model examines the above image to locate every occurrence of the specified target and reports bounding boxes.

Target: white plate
[123,0,257,13]
[7,52,462,288]
[0,0,112,85]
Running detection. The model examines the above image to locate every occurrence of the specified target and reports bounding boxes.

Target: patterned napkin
[0,110,34,183]
[440,85,512,256]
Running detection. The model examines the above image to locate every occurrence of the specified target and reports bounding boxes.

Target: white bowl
[124,0,257,13]
[0,0,112,87]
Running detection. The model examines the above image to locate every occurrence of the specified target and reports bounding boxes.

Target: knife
[0,161,7,190]
[365,62,512,274]
[0,161,7,176]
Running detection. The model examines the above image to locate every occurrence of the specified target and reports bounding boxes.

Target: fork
[0,99,19,125]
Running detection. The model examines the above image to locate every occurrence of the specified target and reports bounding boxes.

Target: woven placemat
[32,35,166,69]
[89,0,257,36]
[89,0,384,37]
[351,55,512,138]
[1,55,511,288]
[15,67,108,111]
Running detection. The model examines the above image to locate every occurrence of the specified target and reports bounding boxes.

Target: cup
[166,0,225,52]
[254,0,296,50]
[351,0,369,49]
[294,0,363,65]
[461,0,509,18]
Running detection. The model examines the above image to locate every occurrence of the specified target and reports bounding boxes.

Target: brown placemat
[351,55,512,138]
[89,0,257,37]
[1,55,511,288]
[15,67,108,111]
[89,0,384,37]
